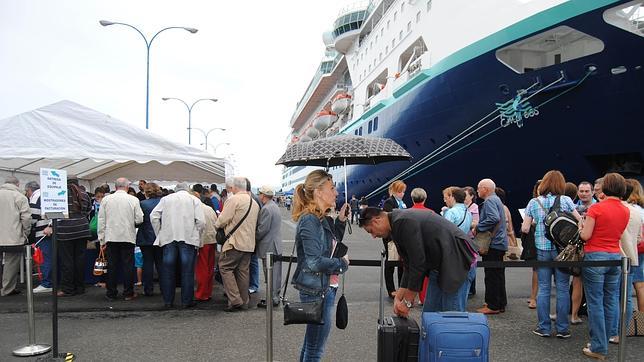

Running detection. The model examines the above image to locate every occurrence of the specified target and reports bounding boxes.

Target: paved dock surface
[1,208,642,361]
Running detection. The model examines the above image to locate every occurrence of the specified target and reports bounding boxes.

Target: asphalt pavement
[1,207,642,361]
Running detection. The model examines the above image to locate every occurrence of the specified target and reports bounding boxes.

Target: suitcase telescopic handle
[379,248,386,325]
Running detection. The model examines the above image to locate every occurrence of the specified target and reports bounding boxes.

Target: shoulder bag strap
[535,197,547,214]
[225,194,253,240]
[457,206,468,227]
[281,219,326,302]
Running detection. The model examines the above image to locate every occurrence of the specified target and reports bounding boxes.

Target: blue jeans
[536,249,570,334]
[249,253,260,293]
[161,241,197,306]
[609,268,634,337]
[299,287,337,362]
[38,237,53,288]
[583,252,621,355]
[423,264,476,312]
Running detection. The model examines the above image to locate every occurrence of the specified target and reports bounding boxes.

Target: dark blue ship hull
[329,1,644,214]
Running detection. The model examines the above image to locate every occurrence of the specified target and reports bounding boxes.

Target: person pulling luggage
[359,207,478,316]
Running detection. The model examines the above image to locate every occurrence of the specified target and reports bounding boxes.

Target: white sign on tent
[39,168,68,216]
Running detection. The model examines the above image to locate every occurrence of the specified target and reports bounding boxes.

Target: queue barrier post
[266,252,274,362]
[617,257,630,362]
[12,244,52,357]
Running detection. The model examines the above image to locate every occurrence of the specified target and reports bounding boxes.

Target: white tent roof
[0,100,225,186]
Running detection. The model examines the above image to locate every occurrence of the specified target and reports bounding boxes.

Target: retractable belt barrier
[273,255,622,269]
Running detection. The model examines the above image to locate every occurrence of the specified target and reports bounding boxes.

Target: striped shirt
[57,184,92,241]
[29,189,49,242]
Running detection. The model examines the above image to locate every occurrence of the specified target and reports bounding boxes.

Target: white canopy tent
[0,100,225,189]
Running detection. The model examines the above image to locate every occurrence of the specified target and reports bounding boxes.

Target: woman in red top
[409,187,433,305]
[578,173,629,360]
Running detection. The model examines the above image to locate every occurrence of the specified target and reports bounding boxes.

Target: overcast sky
[0,0,349,188]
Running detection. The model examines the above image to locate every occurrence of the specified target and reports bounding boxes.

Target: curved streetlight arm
[149,26,197,49]
[101,21,150,47]
[162,97,190,112]
[212,142,231,156]
[188,98,218,112]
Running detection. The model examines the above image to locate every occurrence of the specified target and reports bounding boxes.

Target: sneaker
[532,329,550,338]
[556,331,571,339]
[608,336,619,344]
[33,285,52,294]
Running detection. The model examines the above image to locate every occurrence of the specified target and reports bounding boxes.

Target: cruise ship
[281,0,644,212]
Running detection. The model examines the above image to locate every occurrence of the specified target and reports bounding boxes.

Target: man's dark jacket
[389,209,478,294]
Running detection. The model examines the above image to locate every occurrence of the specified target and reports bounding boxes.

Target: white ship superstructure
[282,0,644,199]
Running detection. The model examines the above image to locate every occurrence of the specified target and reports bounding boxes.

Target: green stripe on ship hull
[341,0,621,134]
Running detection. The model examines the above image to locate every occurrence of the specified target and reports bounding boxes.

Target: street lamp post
[212,142,231,157]
[162,98,218,144]
[193,127,226,150]
[99,20,198,130]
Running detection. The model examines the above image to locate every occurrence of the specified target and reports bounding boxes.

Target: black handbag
[520,224,537,261]
[216,195,253,245]
[555,231,584,276]
[283,276,325,325]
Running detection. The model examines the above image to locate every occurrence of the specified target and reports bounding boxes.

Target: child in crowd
[134,246,143,286]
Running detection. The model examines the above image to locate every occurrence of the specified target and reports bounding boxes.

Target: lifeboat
[306,127,320,139]
[313,110,337,131]
[331,93,352,114]
[299,135,312,143]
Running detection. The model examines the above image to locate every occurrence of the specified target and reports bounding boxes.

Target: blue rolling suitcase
[419,312,490,361]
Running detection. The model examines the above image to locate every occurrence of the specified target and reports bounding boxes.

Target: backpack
[543,196,579,250]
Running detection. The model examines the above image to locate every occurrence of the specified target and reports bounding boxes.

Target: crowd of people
[353,170,643,361]
[1,168,643,361]
[0,176,283,314]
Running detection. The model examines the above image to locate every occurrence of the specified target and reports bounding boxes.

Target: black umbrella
[276,135,411,168]
[276,134,411,212]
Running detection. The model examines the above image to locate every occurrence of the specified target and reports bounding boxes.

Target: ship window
[373,117,379,131]
[394,11,398,21]
[392,38,395,47]
[401,2,405,13]
[359,127,363,136]
[399,30,403,40]
[407,22,412,33]
[367,69,388,98]
[368,120,373,133]
[354,129,359,135]
[427,0,433,12]
[495,26,605,74]
[417,11,421,23]
[387,20,390,29]
[381,28,384,37]
[399,37,428,72]
[603,1,644,38]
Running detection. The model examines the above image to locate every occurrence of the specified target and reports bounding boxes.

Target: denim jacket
[293,213,348,296]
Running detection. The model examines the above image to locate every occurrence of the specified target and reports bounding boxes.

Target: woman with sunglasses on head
[291,170,350,362]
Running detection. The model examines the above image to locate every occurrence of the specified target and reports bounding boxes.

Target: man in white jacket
[151,182,205,309]
[99,178,144,301]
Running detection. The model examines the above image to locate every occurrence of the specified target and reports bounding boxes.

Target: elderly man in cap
[255,185,283,308]
[0,176,31,296]
[151,182,205,309]
[359,207,477,316]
